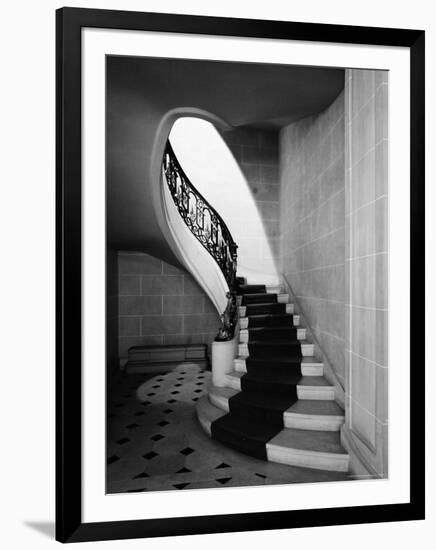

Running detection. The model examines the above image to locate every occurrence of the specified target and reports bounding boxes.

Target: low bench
[125,344,209,374]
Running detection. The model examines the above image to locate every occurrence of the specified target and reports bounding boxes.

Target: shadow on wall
[169,118,280,286]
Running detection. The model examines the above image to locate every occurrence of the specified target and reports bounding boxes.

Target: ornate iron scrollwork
[162,141,238,340]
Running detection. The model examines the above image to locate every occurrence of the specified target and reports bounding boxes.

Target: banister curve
[162,140,238,340]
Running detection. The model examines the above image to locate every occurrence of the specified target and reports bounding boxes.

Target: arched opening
[168,117,280,286]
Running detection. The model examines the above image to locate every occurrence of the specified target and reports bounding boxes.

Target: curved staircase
[162,141,349,475]
[197,280,349,473]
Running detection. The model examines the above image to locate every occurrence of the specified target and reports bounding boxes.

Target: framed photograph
[56,7,425,543]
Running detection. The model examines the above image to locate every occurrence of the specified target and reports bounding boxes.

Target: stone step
[210,378,338,421]
[239,303,294,317]
[265,285,283,294]
[239,327,306,343]
[297,377,335,400]
[234,357,324,376]
[237,293,289,307]
[208,385,238,412]
[196,395,226,436]
[283,400,345,431]
[239,314,300,329]
[238,341,314,358]
[266,428,349,472]
[198,391,349,472]
[224,371,245,391]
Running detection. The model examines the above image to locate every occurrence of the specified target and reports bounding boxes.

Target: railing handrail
[164,141,237,252]
[162,139,238,340]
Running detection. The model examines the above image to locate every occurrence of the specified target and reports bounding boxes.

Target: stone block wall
[117,252,221,359]
[344,69,388,477]
[279,92,346,385]
[107,247,119,384]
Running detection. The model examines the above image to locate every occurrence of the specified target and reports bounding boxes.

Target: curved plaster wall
[107,56,344,268]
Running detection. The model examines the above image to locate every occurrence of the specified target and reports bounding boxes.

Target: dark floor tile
[143,451,158,460]
[180,447,195,456]
[216,477,232,485]
[176,467,192,474]
[173,483,190,490]
[133,471,150,479]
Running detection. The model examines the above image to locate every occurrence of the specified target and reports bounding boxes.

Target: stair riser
[234,358,323,377]
[237,293,289,307]
[224,373,299,395]
[284,413,344,431]
[302,365,324,376]
[239,328,306,343]
[238,343,314,357]
[266,444,349,472]
[297,386,335,400]
[239,304,294,317]
[197,411,212,436]
[209,392,230,412]
[266,286,282,294]
[239,315,300,329]
[225,373,242,391]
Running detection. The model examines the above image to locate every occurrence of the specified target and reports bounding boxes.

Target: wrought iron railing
[162,141,238,340]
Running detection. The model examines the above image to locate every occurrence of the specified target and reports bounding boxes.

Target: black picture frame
[56,6,425,543]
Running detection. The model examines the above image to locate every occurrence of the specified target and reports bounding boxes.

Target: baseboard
[125,359,209,374]
[340,425,381,479]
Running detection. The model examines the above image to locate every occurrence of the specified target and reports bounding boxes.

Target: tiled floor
[107,363,350,493]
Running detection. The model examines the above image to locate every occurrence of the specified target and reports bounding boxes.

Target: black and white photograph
[0,0,430,547]
[105,56,389,494]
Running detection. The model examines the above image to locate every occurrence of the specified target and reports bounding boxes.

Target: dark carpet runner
[211,282,302,460]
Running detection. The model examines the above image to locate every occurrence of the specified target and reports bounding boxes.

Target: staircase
[162,141,349,474]
[197,279,349,473]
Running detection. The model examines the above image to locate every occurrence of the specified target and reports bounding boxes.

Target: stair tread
[238,284,266,294]
[244,303,288,315]
[247,327,297,334]
[212,413,280,442]
[226,371,244,380]
[267,428,347,455]
[228,369,301,386]
[246,313,293,319]
[298,376,334,387]
[285,400,344,417]
[242,292,276,299]
[209,385,239,399]
[238,356,322,365]
[247,340,304,346]
[230,389,297,412]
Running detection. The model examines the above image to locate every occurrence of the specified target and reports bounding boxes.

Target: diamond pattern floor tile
[107,363,350,493]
